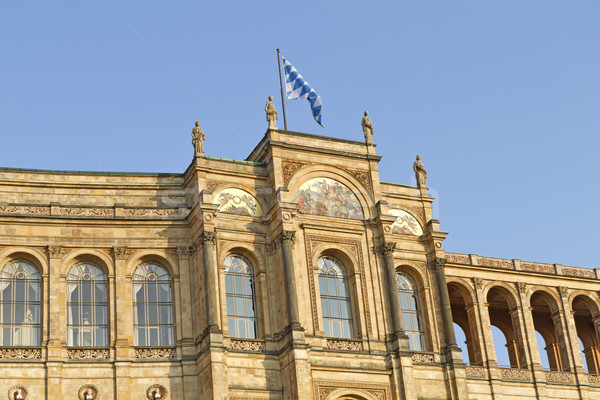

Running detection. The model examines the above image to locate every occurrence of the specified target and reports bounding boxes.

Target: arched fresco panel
[296,177,363,220]
[214,188,263,217]
[389,209,423,235]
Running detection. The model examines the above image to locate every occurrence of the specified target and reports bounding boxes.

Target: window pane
[226,296,235,316]
[247,320,256,339]
[158,284,171,302]
[225,275,233,294]
[95,284,107,302]
[160,305,172,324]
[134,306,145,325]
[228,318,236,336]
[147,284,157,302]
[224,256,257,339]
[95,305,107,325]
[136,328,146,347]
[149,328,159,347]
[148,305,158,325]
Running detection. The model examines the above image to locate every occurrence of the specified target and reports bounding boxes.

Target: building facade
[0,128,598,399]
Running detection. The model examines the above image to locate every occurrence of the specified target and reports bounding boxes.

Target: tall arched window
[67,263,108,347]
[397,272,425,351]
[132,263,174,346]
[0,260,41,346]
[318,256,354,339]
[224,255,257,339]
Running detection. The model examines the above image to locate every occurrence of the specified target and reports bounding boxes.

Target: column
[279,230,301,330]
[379,242,406,338]
[201,232,220,332]
[46,245,63,358]
[176,247,195,354]
[429,257,457,348]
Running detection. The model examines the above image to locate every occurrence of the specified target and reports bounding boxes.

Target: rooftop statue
[191,121,205,156]
[413,155,427,188]
[361,111,373,143]
[265,95,278,130]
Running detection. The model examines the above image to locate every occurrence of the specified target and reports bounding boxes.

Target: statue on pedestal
[191,121,205,156]
[361,111,373,143]
[265,95,278,130]
[413,155,427,187]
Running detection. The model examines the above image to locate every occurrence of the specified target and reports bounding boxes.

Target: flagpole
[276,49,288,131]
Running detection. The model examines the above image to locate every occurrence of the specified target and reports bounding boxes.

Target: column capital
[177,246,192,259]
[428,257,447,272]
[378,242,396,256]
[279,230,295,244]
[112,246,127,260]
[46,245,62,259]
[201,231,217,245]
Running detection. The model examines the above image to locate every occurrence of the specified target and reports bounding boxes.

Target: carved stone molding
[177,246,191,259]
[78,384,99,400]
[558,286,569,297]
[112,246,127,260]
[124,208,179,219]
[465,366,486,378]
[0,348,41,360]
[304,235,372,335]
[347,169,372,193]
[562,267,595,278]
[588,374,600,385]
[46,245,62,259]
[326,339,363,351]
[67,348,109,360]
[206,181,220,193]
[134,347,177,359]
[265,241,277,256]
[500,368,531,381]
[281,159,307,185]
[477,257,514,269]
[473,277,483,290]
[517,282,527,294]
[228,339,266,352]
[411,352,434,363]
[313,380,390,400]
[378,242,396,256]
[279,230,295,244]
[201,232,217,245]
[0,204,50,217]
[445,254,471,265]
[146,384,168,400]
[544,371,575,384]
[428,258,447,272]
[7,385,28,400]
[61,207,113,218]
[521,262,554,274]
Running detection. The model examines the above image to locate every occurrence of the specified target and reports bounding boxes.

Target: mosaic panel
[214,188,263,217]
[389,209,423,235]
[296,178,363,220]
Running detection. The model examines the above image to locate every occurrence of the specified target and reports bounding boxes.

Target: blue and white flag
[281,55,323,127]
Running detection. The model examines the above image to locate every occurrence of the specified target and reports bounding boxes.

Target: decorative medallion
[78,384,99,400]
[296,178,363,220]
[146,384,168,399]
[389,209,423,235]
[7,386,28,400]
[213,188,263,217]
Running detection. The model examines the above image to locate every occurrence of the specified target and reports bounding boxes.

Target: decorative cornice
[0,348,41,360]
[228,339,266,352]
[67,348,109,360]
[134,347,177,359]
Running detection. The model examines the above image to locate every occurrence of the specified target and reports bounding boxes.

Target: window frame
[224,254,258,339]
[317,256,355,339]
[396,270,426,351]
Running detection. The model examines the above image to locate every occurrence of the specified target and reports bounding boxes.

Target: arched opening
[454,322,470,363]
[396,271,425,351]
[448,282,481,365]
[572,295,600,373]
[487,287,525,368]
[530,291,567,371]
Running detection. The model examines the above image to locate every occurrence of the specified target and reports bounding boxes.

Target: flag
[281,55,323,127]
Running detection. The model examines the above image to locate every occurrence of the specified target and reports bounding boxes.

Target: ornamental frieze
[326,339,363,351]
[0,348,41,360]
[60,207,113,217]
[411,352,434,363]
[228,339,266,352]
[500,368,531,381]
[465,366,486,378]
[0,204,50,216]
[445,254,471,265]
[521,262,554,274]
[134,347,177,359]
[67,348,109,360]
[562,267,595,279]
[544,371,575,384]
[477,257,514,270]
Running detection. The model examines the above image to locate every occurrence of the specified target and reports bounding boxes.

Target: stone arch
[529,289,568,371]
[126,250,179,278]
[485,285,525,368]
[286,164,374,219]
[447,280,481,364]
[324,388,380,400]
[61,249,113,277]
[571,294,600,373]
[0,247,48,276]
[217,242,265,274]
[312,242,359,276]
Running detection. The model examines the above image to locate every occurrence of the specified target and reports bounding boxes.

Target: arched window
[397,272,425,351]
[132,263,174,346]
[0,260,41,346]
[318,256,354,339]
[225,255,257,339]
[67,263,108,347]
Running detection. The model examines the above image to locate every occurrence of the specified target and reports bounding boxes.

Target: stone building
[0,126,598,400]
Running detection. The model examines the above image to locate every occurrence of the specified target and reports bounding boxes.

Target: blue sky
[1,1,599,271]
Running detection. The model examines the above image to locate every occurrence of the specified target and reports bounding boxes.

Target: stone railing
[544,371,575,384]
[588,374,600,386]
[0,347,42,360]
[465,365,487,378]
[500,367,531,381]
[445,253,599,280]
[411,352,435,364]
[228,339,266,352]
[67,348,110,360]
[133,347,177,359]
[326,338,363,352]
